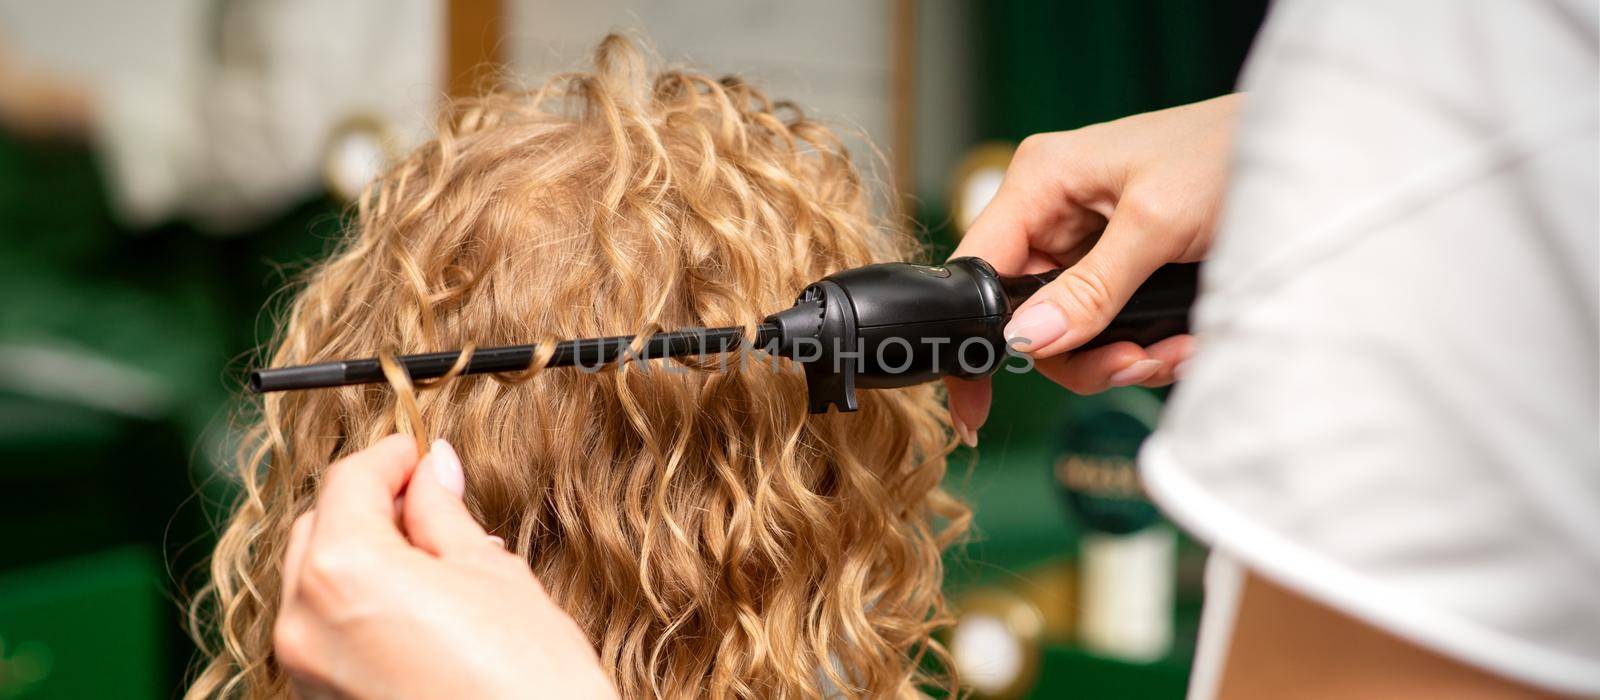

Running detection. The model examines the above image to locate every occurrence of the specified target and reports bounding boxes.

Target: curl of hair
[186,34,969,699]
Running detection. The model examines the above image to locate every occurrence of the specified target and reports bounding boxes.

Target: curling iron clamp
[250,257,1199,414]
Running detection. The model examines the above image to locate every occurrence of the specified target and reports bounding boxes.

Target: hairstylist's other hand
[944,94,1240,444]
[274,435,617,700]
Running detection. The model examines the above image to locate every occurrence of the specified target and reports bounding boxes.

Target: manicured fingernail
[486,535,507,549]
[1110,359,1164,387]
[1005,303,1069,353]
[424,439,464,496]
[952,415,978,448]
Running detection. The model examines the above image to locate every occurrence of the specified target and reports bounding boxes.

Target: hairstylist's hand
[945,94,1240,444]
[274,435,617,700]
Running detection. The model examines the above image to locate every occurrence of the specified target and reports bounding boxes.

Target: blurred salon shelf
[941,427,1203,700]
[0,130,341,698]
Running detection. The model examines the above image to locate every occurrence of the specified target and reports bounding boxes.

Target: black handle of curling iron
[763,257,1201,412]
[998,263,1199,350]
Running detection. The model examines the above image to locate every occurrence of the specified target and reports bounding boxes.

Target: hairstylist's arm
[274,435,617,700]
[945,94,1239,442]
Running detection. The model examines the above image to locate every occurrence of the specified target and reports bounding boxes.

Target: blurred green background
[0,1,1265,697]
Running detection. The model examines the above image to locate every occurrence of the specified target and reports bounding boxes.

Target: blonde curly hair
[187,34,969,699]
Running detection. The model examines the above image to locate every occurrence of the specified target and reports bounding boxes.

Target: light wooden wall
[447,0,506,99]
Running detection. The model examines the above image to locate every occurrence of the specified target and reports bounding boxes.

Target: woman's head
[191,35,967,699]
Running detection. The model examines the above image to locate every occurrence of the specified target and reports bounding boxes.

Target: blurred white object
[948,590,1043,699]
[957,168,1003,231]
[323,115,404,203]
[0,340,172,419]
[947,142,1014,238]
[951,615,1023,695]
[1078,527,1176,662]
[0,0,442,232]
[1143,0,1600,695]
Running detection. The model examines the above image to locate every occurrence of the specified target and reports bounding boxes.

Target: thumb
[1003,207,1172,358]
[402,439,493,558]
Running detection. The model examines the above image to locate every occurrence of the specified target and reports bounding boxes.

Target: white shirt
[1140,0,1600,696]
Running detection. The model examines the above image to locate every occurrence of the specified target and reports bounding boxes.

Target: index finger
[950,181,1033,272]
[950,135,1107,274]
[309,433,421,547]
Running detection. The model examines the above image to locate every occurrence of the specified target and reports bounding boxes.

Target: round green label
[1054,392,1162,535]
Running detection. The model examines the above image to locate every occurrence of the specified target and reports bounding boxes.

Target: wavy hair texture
[186,35,969,699]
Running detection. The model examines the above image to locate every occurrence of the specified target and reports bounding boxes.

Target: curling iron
[250,257,1198,413]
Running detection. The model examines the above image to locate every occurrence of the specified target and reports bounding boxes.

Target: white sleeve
[92,0,441,232]
[1140,0,1600,694]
